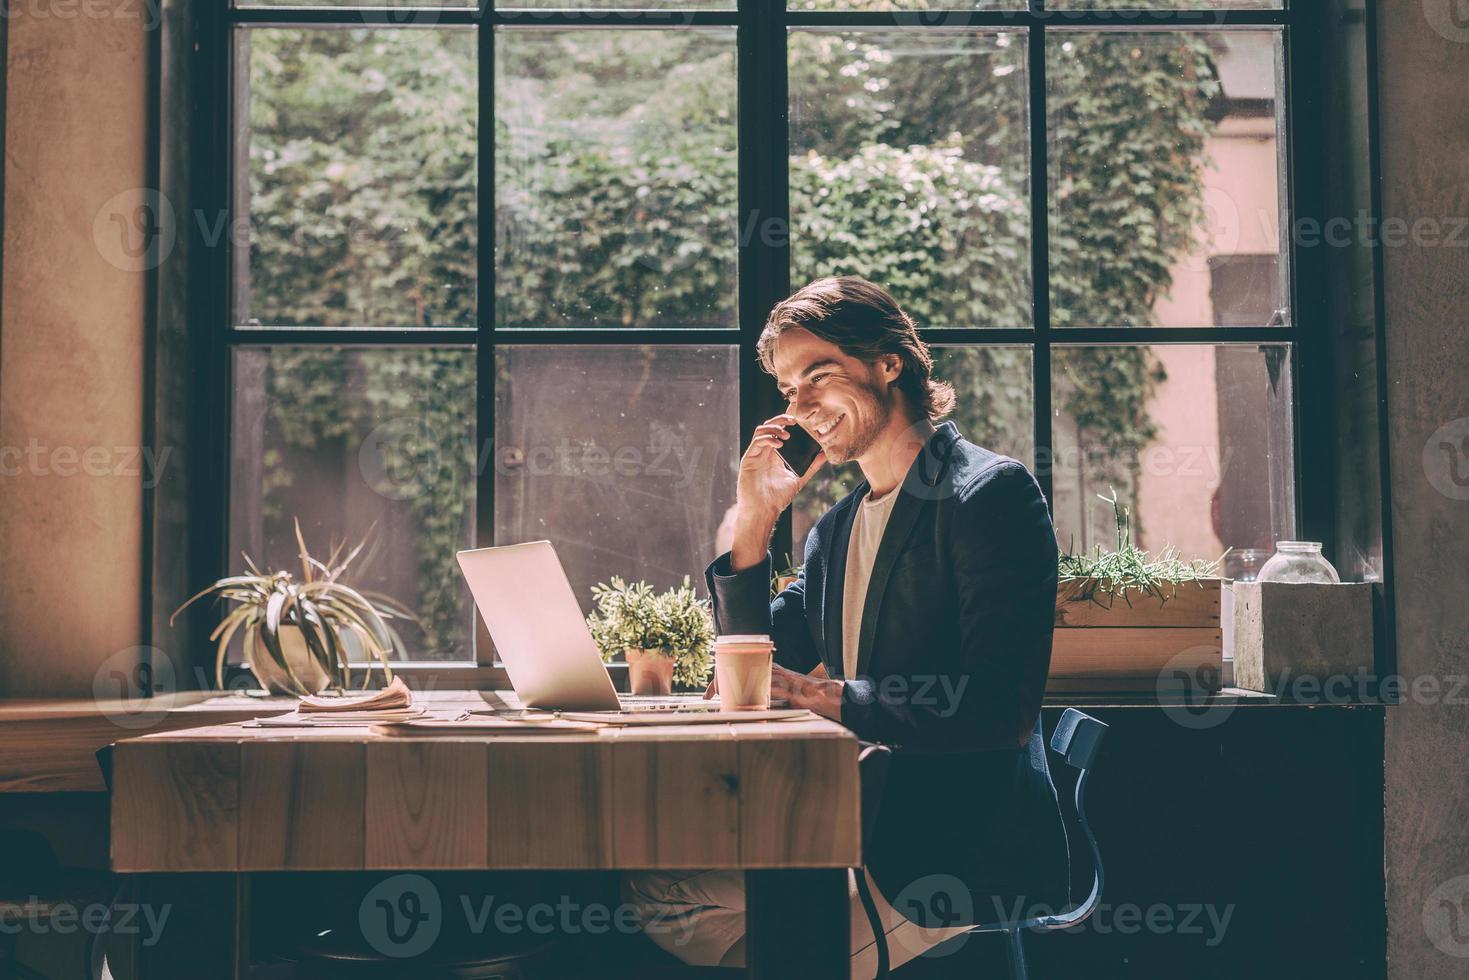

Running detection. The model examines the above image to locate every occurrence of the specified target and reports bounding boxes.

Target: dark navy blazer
[705,421,1069,924]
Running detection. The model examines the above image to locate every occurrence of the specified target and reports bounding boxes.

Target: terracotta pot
[625,647,675,696]
[248,624,334,695]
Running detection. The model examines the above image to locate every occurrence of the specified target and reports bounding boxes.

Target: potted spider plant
[171,521,416,695]
[1051,489,1224,693]
[586,576,714,695]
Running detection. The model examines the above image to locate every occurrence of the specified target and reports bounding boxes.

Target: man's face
[771,328,899,466]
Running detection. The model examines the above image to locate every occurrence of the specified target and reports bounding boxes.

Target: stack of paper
[250,677,427,727]
[299,676,414,713]
[372,715,602,737]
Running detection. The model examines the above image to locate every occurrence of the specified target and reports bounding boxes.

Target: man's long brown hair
[757,276,956,421]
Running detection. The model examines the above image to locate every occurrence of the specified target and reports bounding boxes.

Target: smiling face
[770,328,903,466]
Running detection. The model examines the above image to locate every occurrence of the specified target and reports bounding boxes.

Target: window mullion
[738,0,792,567]
[1028,6,1054,511]
[475,10,496,664]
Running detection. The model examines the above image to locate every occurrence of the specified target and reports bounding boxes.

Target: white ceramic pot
[248,624,334,695]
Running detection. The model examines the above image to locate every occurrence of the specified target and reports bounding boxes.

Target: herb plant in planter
[1052,490,1224,693]
[171,521,415,695]
[586,577,714,695]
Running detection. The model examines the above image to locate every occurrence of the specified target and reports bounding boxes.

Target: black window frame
[157,0,1396,686]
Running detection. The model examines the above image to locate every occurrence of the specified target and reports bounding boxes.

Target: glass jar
[1223,548,1271,583]
[1256,541,1341,584]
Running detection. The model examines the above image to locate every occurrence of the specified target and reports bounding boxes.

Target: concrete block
[1231,582,1375,695]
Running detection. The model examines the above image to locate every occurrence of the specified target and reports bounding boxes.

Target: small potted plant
[586,576,714,695]
[1052,489,1224,692]
[171,521,415,695]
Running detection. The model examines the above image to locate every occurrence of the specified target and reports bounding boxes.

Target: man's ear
[878,353,903,385]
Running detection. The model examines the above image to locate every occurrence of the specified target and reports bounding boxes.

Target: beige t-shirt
[841,486,902,680]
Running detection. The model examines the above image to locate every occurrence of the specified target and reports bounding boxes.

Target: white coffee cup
[712,634,774,711]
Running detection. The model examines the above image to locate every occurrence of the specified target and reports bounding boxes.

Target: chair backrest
[1029,708,1108,931]
[855,743,894,979]
[856,742,892,853]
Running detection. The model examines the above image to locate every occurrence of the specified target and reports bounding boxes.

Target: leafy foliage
[172,520,413,693]
[585,576,715,688]
[1058,488,1222,605]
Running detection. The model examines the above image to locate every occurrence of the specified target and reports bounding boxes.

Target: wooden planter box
[1049,578,1224,694]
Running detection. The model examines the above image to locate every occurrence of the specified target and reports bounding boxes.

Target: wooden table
[109,697,861,979]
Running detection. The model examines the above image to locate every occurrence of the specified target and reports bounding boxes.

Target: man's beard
[823,381,892,465]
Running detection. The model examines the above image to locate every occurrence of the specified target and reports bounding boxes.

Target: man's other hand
[770,663,842,721]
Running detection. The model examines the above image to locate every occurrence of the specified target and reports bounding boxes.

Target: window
[211,0,1330,667]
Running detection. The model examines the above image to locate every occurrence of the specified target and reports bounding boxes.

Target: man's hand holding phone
[730,414,826,572]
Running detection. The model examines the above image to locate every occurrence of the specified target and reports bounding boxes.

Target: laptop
[456,541,735,714]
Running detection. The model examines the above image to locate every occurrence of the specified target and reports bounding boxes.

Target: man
[626,276,1069,974]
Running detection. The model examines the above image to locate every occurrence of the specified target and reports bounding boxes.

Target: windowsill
[1043,687,1392,709]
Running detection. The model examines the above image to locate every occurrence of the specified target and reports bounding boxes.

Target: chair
[0,747,123,980]
[854,743,895,979]
[964,708,1109,980]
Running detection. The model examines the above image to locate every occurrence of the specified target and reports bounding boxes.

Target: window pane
[1049,344,1294,563]
[238,0,475,10]
[1049,1,1280,9]
[229,347,477,663]
[495,29,738,329]
[237,28,477,328]
[794,345,1034,558]
[1048,30,1287,328]
[789,28,1031,328]
[790,1,1022,9]
[503,1,732,8]
[494,346,739,625]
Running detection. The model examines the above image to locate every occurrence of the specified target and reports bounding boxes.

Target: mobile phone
[776,423,822,476]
